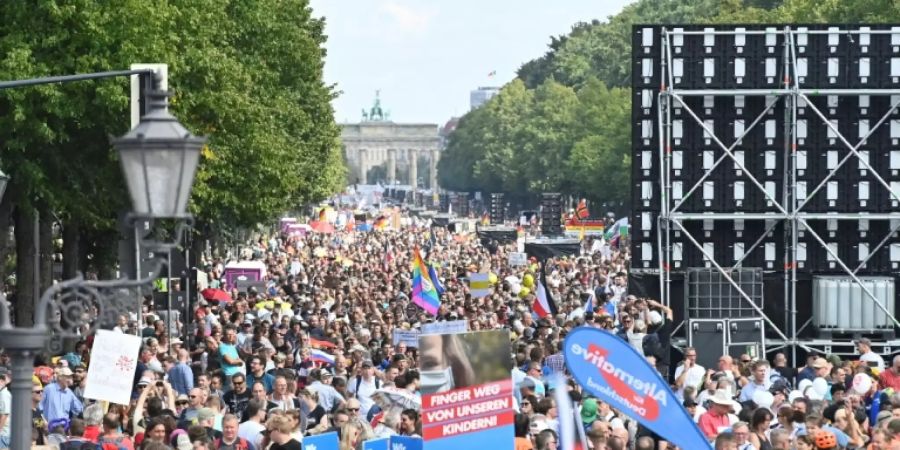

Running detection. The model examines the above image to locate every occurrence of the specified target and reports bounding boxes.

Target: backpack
[99,436,129,450]
[355,375,381,394]
[214,437,250,450]
[642,333,664,360]
[59,440,100,450]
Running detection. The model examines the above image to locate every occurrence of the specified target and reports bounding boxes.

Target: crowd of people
[0,204,899,450]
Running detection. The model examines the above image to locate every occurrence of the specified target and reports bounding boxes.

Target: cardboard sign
[507,252,527,267]
[83,330,142,405]
[564,327,711,449]
[392,329,420,348]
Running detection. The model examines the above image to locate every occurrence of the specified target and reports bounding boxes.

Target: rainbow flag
[411,247,441,315]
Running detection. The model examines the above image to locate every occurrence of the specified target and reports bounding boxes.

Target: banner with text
[420,329,513,450]
[83,330,142,405]
[564,327,711,450]
[392,329,420,348]
[422,320,468,335]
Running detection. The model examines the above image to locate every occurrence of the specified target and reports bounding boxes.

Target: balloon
[518,287,531,298]
[812,378,829,397]
[489,273,498,285]
[511,284,522,295]
[788,390,803,403]
[805,388,822,401]
[797,379,813,393]
[523,274,535,288]
[852,373,873,395]
[752,390,774,410]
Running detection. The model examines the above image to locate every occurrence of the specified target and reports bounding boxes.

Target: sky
[308,0,635,125]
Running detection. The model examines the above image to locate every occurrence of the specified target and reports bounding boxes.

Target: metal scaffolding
[654,26,900,361]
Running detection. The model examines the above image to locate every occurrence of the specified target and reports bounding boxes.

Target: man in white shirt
[238,399,267,450]
[348,360,381,418]
[857,338,885,371]
[674,347,705,400]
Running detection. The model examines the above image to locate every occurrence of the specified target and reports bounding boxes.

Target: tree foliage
[438,0,801,210]
[0,0,344,323]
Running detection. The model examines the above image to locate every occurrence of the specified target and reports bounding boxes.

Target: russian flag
[309,349,335,366]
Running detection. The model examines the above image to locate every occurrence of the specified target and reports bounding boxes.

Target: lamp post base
[0,327,48,450]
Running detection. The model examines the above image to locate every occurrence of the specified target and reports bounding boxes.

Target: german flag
[318,207,327,222]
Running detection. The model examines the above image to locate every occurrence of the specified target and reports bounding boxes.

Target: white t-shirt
[861,351,885,371]
[238,420,266,450]
[0,387,10,438]
[673,364,706,399]
[350,376,379,418]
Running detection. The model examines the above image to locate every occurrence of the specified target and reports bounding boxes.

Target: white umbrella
[371,387,421,413]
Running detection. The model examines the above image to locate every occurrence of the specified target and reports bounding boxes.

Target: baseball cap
[580,398,598,423]
[56,367,73,377]
[811,358,828,369]
[361,359,374,368]
[137,377,152,387]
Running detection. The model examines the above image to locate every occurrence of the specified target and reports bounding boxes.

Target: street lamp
[0,76,205,450]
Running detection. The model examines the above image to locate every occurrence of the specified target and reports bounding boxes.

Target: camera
[156,381,164,387]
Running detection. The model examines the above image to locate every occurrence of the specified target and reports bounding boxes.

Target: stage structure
[631,25,900,366]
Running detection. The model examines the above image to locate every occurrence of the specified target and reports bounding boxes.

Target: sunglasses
[348,408,360,412]
[33,390,43,394]
[189,395,199,399]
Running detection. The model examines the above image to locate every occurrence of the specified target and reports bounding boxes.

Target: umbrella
[371,387,421,413]
[200,288,232,302]
[310,220,335,234]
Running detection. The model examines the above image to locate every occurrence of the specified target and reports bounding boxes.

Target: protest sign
[392,329,420,348]
[422,320,468,335]
[564,327,711,449]
[420,330,513,450]
[363,438,389,450]
[390,436,423,450]
[507,252,527,267]
[468,272,491,298]
[83,330,142,405]
[303,431,339,450]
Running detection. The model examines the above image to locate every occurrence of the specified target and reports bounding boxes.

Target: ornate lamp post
[0,75,205,450]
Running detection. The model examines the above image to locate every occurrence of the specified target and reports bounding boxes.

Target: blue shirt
[219,343,242,377]
[246,372,275,394]
[168,362,194,395]
[40,382,83,424]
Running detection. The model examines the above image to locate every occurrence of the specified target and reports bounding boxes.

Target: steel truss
[656,26,900,361]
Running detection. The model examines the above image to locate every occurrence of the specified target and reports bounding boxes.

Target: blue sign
[303,431,339,450]
[564,327,711,450]
[390,436,423,450]
[363,438,389,450]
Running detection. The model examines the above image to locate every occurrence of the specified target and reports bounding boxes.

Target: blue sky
[308,0,635,126]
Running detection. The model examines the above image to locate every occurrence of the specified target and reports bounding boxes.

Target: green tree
[0,0,343,325]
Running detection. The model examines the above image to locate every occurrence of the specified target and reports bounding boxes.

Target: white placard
[508,252,527,267]
[83,330,142,405]
[422,320,469,335]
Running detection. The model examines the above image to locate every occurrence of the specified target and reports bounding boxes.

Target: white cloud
[379,0,436,34]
